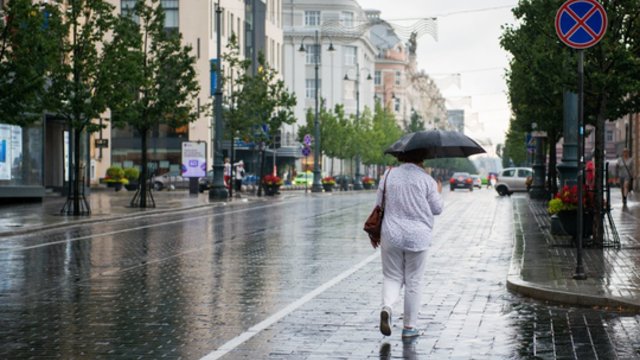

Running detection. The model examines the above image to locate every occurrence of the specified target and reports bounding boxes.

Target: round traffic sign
[555,0,607,49]
[301,147,311,157]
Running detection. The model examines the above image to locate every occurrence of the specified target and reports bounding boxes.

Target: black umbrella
[384,130,486,159]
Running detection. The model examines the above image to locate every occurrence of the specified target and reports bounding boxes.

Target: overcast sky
[358,0,518,147]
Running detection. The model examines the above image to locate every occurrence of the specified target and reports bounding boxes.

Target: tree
[0,0,62,127]
[404,110,426,133]
[221,38,296,195]
[502,123,528,168]
[104,0,200,208]
[46,0,116,215]
[501,0,640,245]
[361,102,403,173]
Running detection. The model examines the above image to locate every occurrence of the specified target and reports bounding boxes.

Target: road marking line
[1,203,282,253]
[200,251,380,360]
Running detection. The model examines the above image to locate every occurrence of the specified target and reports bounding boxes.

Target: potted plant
[322,176,336,192]
[548,185,593,239]
[104,166,128,191]
[262,174,283,196]
[124,167,140,191]
[362,176,376,190]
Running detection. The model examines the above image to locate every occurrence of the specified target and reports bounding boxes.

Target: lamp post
[344,62,372,190]
[298,30,334,193]
[209,1,228,200]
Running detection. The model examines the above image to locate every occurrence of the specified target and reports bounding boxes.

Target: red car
[449,172,473,191]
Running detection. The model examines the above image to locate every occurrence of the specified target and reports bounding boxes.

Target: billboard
[181,141,207,178]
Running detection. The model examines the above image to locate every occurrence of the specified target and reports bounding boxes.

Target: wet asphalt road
[1,190,639,359]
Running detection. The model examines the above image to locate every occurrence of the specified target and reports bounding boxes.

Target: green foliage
[360,102,403,166]
[221,35,296,145]
[105,0,200,133]
[404,110,426,133]
[47,0,116,134]
[547,197,574,215]
[124,167,140,181]
[503,123,528,167]
[0,0,63,126]
[106,166,125,180]
[424,158,477,174]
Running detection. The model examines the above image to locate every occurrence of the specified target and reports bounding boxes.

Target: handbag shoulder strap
[623,158,632,176]
[381,168,392,209]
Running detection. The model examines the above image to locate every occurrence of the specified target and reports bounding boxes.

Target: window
[395,70,401,85]
[341,11,354,27]
[161,0,179,31]
[517,169,531,178]
[305,11,320,27]
[502,169,515,177]
[394,97,400,112]
[306,79,321,99]
[344,46,356,66]
[306,44,320,65]
[374,71,381,85]
[606,130,614,142]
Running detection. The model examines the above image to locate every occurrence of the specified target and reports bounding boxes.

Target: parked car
[494,167,533,196]
[470,175,482,189]
[153,170,190,191]
[449,172,473,191]
[294,172,314,186]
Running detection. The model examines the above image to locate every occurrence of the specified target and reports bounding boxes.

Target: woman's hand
[436,180,443,193]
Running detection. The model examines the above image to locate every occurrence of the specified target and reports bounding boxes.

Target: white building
[282,0,376,175]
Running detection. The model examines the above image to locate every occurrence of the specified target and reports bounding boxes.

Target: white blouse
[376,163,443,251]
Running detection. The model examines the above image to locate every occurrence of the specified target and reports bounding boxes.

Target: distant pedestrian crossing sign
[555,0,607,49]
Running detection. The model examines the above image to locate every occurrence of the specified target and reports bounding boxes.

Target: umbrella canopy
[384,130,486,159]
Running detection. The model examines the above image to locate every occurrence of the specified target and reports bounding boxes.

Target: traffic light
[273,134,281,149]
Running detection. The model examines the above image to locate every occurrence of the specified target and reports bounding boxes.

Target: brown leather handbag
[363,169,391,247]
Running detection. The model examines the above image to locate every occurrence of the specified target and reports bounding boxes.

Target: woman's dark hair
[395,149,429,164]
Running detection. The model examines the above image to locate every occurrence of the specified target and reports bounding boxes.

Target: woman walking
[374,149,443,338]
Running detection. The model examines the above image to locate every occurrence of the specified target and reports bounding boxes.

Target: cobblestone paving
[1,190,639,359]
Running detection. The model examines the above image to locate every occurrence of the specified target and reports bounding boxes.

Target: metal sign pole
[574,49,586,280]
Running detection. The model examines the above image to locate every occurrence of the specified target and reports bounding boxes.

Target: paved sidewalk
[508,191,640,312]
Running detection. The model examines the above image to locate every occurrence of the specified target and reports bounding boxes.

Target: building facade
[95,0,284,184]
[282,0,376,175]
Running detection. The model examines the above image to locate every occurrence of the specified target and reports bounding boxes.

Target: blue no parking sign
[555,0,607,49]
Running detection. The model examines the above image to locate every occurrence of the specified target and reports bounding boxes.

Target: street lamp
[343,62,372,190]
[209,1,228,200]
[298,30,334,193]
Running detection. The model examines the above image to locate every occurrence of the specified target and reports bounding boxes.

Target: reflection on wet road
[1,191,639,359]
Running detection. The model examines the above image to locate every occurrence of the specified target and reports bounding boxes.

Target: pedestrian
[223,157,231,190]
[373,149,443,338]
[233,160,245,195]
[616,148,633,206]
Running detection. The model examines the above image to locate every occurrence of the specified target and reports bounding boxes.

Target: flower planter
[322,184,334,192]
[557,210,593,239]
[125,182,139,191]
[264,184,280,196]
[363,183,374,190]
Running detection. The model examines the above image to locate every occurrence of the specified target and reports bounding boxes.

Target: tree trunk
[73,128,81,215]
[140,128,148,208]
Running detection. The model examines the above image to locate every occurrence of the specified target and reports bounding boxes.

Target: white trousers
[381,240,428,328]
